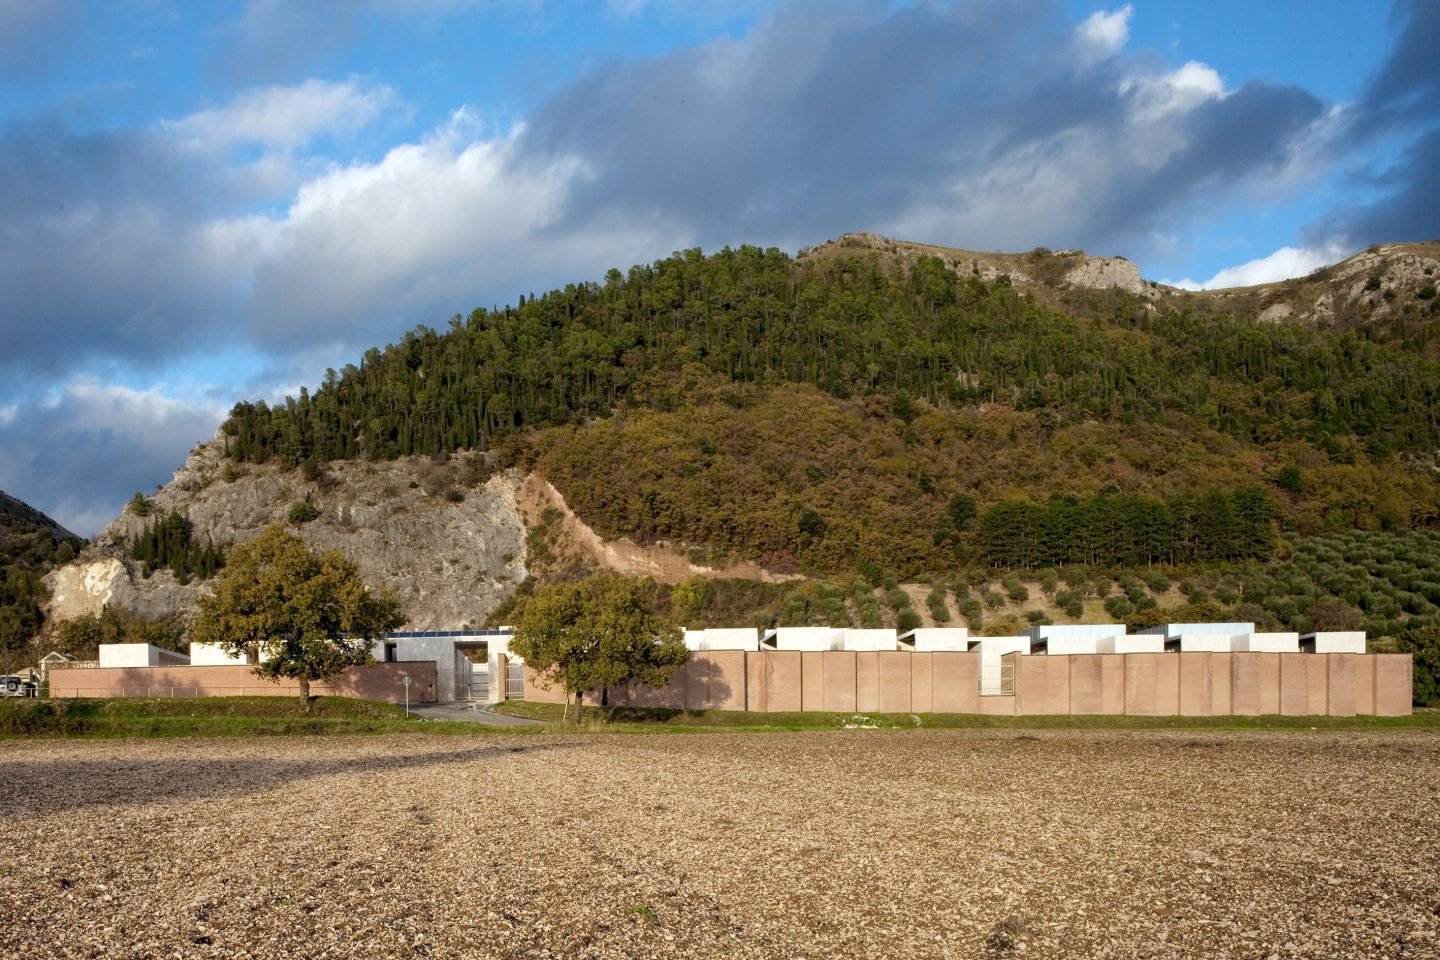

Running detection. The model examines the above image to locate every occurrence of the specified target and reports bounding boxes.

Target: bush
[1104,596,1134,619]
[926,582,949,624]
[1002,576,1029,604]
[959,599,983,629]
[896,607,922,632]
[1138,568,1170,593]
[885,586,910,612]
[1394,625,1440,707]
[288,501,321,525]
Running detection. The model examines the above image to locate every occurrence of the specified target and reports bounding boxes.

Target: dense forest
[220,244,1440,579]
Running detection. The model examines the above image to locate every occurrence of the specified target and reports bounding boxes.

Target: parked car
[0,675,38,697]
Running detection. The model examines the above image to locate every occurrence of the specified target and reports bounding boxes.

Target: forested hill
[221,237,1440,578]
[1,492,84,668]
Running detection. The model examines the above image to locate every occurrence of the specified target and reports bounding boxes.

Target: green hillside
[0,492,84,671]
[221,242,1440,579]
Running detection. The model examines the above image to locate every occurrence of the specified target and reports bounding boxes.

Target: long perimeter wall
[48,662,439,705]
[525,651,1412,716]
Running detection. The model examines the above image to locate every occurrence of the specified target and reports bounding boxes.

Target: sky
[1,0,1436,537]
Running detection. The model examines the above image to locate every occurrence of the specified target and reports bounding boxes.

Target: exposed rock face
[1061,256,1146,296]
[44,559,126,621]
[1193,242,1440,341]
[799,232,1156,298]
[50,435,529,630]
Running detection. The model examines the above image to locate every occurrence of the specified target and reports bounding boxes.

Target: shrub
[1395,625,1440,707]
[959,598,983,629]
[1002,576,1029,604]
[896,607,922,632]
[288,501,320,525]
[1104,596,1134,619]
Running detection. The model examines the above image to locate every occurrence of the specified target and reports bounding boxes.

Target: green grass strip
[491,700,1440,732]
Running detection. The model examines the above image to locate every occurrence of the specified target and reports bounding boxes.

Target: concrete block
[856,652,880,712]
[1303,632,1366,654]
[822,651,858,713]
[801,652,826,711]
[1178,653,1218,716]
[1375,655,1413,717]
[1231,653,1281,715]
[931,652,980,714]
[875,651,911,713]
[1326,654,1360,716]
[1017,655,1070,715]
[1068,655,1120,714]
[911,652,934,713]
[1125,653,1180,716]
[764,651,803,712]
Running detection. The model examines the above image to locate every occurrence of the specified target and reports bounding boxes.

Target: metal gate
[469,667,489,701]
[979,662,1015,697]
[505,663,525,700]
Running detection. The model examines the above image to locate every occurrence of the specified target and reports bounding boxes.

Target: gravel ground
[1,730,1437,959]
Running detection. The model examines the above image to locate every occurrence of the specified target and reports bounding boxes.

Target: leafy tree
[1393,624,1440,707]
[509,572,686,721]
[190,525,403,711]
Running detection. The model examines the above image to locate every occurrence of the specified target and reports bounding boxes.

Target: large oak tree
[509,572,686,721]
[191,525,403,711]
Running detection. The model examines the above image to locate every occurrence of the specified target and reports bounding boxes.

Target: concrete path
[407,701,547,727]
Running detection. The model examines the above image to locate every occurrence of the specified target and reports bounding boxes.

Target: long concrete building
[50,621,1410,716]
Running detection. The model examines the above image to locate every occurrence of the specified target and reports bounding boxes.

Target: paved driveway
[407,701,546,726]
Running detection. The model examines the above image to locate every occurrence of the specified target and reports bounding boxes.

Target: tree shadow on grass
[0,741,568,819]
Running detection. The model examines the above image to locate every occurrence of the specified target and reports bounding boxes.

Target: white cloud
[1121,59,1225,122]
[0,403,15,426]
[163,78,397,152]
[1076,4,1131,58]
[241,109,690,343]
[1166,243,1351,290]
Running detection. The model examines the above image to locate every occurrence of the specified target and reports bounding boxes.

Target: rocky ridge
[46,434,528,630]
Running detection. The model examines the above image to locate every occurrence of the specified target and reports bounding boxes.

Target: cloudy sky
[1,0,1436,536]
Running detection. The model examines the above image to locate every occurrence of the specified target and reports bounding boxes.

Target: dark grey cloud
[513,0,1327,255]
[0,117,249,385]
[0,382,226,537]
[1329,127,1440,245]
[1310,0,1440,246]
[213,0,360,85]
[0,0,73,80]
[1353,0,1440,139]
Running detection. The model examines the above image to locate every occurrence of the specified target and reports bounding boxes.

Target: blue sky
[1,0,1436,536]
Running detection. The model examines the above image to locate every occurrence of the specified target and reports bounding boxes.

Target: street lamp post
[403,675,411,717]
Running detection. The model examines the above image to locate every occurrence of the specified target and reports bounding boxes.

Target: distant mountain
[1,491,84,668]
[0,491,81,568]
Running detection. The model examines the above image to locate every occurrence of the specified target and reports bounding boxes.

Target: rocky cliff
[46,434,529,630]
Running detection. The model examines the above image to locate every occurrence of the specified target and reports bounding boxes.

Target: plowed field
[2,730,1436,958]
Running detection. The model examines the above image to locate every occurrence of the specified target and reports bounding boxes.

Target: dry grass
[1,730,1437,958]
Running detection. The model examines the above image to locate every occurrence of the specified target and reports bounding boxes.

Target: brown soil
[2,730,1436,958]
[517,473,800,585]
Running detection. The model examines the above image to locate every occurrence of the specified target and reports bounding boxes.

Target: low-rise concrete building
[98,643,190,668]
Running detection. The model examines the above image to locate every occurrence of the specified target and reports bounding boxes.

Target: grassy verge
[0,697,502,739]
[491,700,1440,732]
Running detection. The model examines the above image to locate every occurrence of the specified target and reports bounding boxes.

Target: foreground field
[1,731,1436,959]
